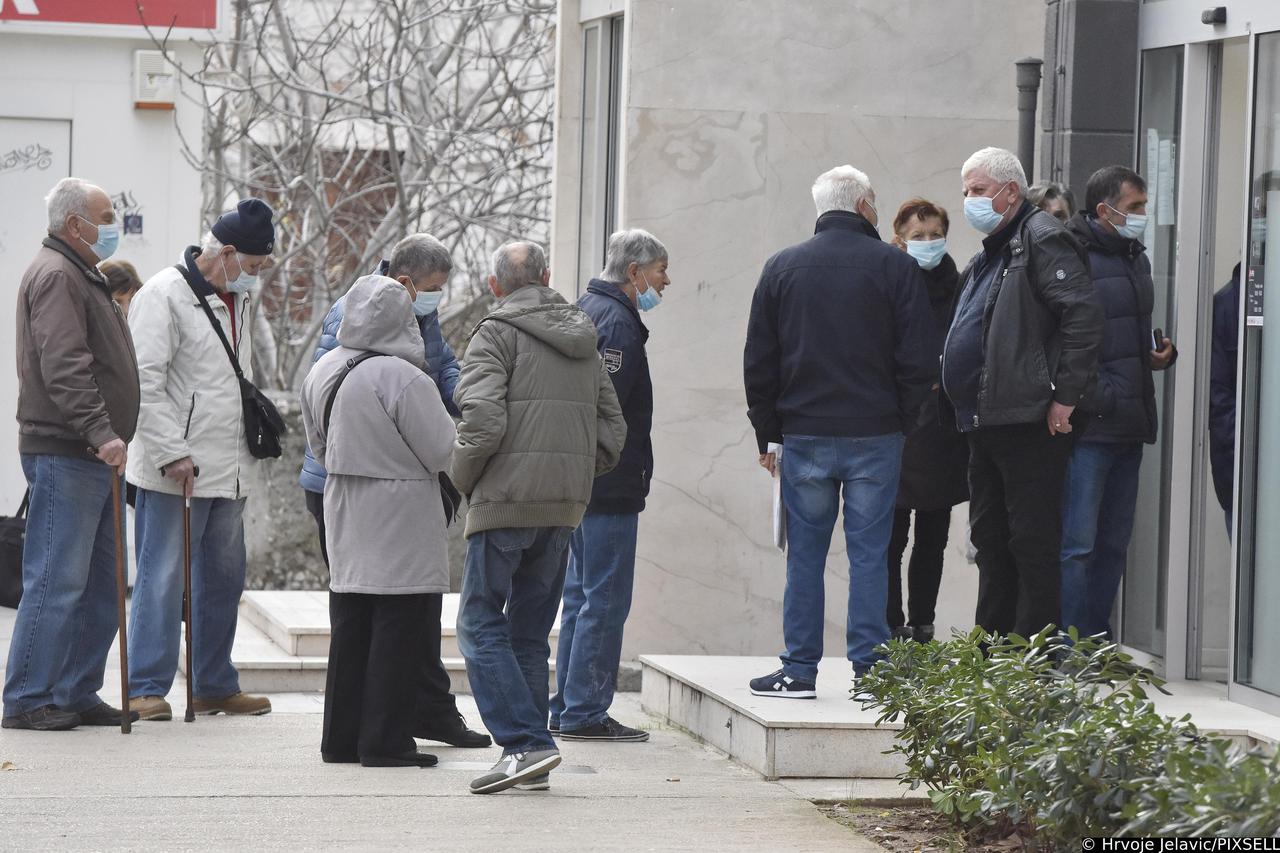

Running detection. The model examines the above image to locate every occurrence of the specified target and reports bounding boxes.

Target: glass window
[576,16,624,296]
[1236,31,1280,695]
[1122,46,1183,657]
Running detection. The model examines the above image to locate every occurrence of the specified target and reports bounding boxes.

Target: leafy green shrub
[857,628,1280,847]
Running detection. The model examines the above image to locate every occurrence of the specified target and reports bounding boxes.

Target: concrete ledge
[640,655,904,780]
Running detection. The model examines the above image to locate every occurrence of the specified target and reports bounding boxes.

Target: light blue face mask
[221,252,258,294]
[77,216,119,261]
[1105,204,1148,241]
[963,182,1013,234]
[413,289,443,316]
[637,272,662,312]
[906,238,947,270]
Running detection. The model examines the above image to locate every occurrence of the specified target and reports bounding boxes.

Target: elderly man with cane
[126,199,277,721]
[3,177,140,731]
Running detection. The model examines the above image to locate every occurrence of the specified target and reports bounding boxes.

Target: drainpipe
[1015,57,1044,180]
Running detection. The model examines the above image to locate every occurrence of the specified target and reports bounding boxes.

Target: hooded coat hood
[337,275,427,370]
[474,284,600,360]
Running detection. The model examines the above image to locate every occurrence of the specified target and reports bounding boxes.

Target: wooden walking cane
[183,493,195,723]
[109,474,131,735]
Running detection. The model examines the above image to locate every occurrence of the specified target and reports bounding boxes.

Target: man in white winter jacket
[301,275,456,767]
[125,199,276,720]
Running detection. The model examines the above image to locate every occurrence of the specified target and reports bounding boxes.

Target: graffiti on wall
[0,143,53,177]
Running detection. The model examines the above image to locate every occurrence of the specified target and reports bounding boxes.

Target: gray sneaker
[469,748,561,795]
[514,773,550,791]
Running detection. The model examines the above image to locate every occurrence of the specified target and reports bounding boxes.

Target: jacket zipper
[972,268,1010,429]
[184,392,197,439]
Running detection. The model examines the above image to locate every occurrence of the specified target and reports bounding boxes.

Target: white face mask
[221,252,257,294]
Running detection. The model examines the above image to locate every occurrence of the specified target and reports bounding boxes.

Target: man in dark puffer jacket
[1061,166,1177,639]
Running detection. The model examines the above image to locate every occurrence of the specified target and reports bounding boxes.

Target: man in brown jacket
[2,177,140,732]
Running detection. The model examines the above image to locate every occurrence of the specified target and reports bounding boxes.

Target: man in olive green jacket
[454,241,625,795]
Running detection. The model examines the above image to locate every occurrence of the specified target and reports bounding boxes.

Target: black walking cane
[183,491,195,723]
[109,474,131,735]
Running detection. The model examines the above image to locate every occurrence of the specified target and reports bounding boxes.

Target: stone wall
[552,0,1048,659]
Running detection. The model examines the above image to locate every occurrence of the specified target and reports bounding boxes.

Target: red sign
[0,0,218,29]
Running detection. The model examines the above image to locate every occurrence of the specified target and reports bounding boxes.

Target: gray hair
[600,229,668,283]
[45,177,99,231]
[491,241,548,295]
[199,231,225,255]
[388,233,453,282]
[961,147,1028,194]
[811,165,874,216]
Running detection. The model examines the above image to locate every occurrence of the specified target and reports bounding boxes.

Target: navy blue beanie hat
[212,198,276,256]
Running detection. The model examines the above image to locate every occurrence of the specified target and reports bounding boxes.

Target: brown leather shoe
[131,696,173,721]
[192,692,272,716]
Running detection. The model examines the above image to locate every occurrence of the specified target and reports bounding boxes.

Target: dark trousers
[886,507,951,629]
[305,490,459,726]
[321,591,429,760]
[967,423,1072,637]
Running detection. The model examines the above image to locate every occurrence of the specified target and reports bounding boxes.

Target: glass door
[1122,46,1184,657]
[1235,30,1280,700]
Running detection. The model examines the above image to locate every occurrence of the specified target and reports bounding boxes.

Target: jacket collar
[981,199,1035,259]
[42,235,108,287]
[587,278,647,324]
[181,245,219,298]
[922,254,960,304]
[814,210,881,241]
[1068,213,1146,260]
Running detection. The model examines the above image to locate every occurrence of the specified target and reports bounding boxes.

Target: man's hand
[1047,402,1075,436]
[163,456,196,499]
[93,438,128,474]
[1149,337,1176,371]
[758,452,777,477]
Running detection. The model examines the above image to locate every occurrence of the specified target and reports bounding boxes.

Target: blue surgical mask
[963,182,1012,234]
[906,238,947,270]
[412,290,443,316]
[77,216,119,261]
[221,252,258,294]
[1106,204,1148,241]
[637,272,662,312]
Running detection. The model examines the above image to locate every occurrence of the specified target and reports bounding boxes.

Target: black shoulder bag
[175,265,286,459]
[323,352,462,526]
[0,490,30,609]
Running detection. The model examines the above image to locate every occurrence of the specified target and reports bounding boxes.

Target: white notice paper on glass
[1157,139,1177,226]
[769,442,785,553]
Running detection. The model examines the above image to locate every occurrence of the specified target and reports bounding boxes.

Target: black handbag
[323,352,462,526]
[174,265,286,459]
[0,490,30,609]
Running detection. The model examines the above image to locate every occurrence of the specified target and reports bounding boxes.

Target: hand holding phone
[1152,328,1164,351]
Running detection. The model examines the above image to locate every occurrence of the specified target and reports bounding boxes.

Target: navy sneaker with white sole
[748,668,817,699]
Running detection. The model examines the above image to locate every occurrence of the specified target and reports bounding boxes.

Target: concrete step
[240,590,561,660]
[639,655,904,780]
[194,597,556,694]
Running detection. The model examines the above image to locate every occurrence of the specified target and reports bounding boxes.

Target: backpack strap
[322,352,386,435]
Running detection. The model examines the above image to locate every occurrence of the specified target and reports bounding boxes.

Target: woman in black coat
[887,199,970,642]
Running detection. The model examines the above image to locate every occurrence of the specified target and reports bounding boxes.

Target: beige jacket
[451,285,626,537]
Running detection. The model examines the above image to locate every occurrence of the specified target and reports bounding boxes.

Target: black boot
[911,624,935,644]
[415,714,492,748]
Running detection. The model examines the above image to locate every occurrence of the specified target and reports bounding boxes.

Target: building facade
[551,0,1280,718]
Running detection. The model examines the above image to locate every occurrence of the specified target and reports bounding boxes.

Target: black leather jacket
[948,205,1104,429]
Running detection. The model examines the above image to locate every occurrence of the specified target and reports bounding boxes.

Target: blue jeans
[1060,441,1143,639]
[457,526,571,755]
[3,454,122,717]
[128,489,246,700]
[779,433,904,681]
[549,512,639,731]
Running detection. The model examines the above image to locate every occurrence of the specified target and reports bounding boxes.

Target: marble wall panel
[549,0,1048,659]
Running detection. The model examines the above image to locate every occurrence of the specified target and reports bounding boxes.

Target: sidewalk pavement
[0,606,877,852]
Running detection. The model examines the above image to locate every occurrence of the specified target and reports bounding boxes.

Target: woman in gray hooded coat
[300,274,456,768]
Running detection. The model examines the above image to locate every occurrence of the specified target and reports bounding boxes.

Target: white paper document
[769,442,785,553]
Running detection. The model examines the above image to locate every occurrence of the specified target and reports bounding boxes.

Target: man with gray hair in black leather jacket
[942,147,1104,639]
